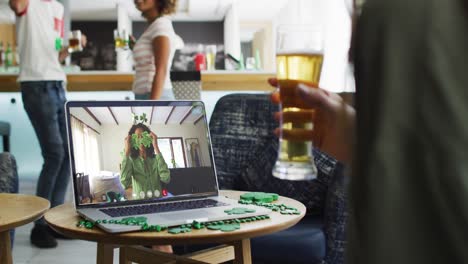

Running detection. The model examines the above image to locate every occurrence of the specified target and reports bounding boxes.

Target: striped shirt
[132,16,176,95]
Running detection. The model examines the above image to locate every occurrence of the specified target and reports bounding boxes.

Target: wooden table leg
[231,239,252,264]
[119,246,131,264]
[96,243,114,264]
[0,231,13,264]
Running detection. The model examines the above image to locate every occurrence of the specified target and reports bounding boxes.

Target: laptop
[65,100,270,233]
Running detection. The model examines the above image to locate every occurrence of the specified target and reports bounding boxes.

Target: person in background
[9,0,86,248]
[132,0,178,100]
[120,123,170,200]
[273,0,468,263]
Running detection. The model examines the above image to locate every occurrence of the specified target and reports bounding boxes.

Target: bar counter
[0,71,275,92]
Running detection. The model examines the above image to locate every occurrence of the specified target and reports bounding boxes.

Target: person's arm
[9,0,28,16]
[155,154,171,184]
[150,36,170,100]
[58,48,69,63]
[150,132,170,183]
[58,34,87,63]
[120,156,133,198]
[120,136,133,197]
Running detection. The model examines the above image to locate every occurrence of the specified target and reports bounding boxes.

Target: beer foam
[276,50,323,56]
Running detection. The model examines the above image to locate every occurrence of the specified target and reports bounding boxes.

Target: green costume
[120,154,170,198]
[349,0,468,263]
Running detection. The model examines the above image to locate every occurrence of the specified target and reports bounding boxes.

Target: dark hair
[128,123,156,159]
[157,0,177,15]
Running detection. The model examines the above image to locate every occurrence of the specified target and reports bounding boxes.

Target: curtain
[71,117,101,176]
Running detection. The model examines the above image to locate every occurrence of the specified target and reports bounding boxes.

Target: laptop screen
[66,101,218,207]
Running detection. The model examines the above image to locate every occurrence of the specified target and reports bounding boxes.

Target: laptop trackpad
[160,210,215,221]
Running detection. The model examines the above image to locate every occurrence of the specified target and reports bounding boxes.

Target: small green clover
[224,207,256,215]
[140,131,152,148]
[131,132,153,150]
[168,226,192,234]
[132,113,139,124]
[131,133,140,150]
[240,192,279,203]
[207,223,240,232]
[140,113,148,123]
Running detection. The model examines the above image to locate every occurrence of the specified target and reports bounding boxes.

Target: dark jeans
[21,81,70,225]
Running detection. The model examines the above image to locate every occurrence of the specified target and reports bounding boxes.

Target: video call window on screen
[68,104,217,206]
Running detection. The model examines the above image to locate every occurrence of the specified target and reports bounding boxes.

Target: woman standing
[120,123,170,200]
[133,0,178,100]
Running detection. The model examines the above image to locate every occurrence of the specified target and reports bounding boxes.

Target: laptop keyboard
[100,199,227,217]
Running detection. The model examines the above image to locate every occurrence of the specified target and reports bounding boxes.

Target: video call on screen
[68,103,217,206]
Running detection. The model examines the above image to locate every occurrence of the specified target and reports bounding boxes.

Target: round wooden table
[0,193,50,264]
[45,190,306,264]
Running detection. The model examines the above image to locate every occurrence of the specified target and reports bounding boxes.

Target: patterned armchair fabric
[209,94,347,264]
[0,152,19,247]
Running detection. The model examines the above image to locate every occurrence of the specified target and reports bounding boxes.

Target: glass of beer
[205,45,217,71]
[68,30,83,53]
[272,25,324,181]
[114,29,129,50]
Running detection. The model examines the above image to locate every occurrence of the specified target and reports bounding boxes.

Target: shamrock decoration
[131,131,153,150]
[132,113,148,125]
[207,222,240,232]
[168,226,192,234]
[224,207,256,215]
[132,113,139,124]
[139,113,148,123]
[240,192,279,203]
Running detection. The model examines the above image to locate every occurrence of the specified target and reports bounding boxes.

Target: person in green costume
[120,123,170,200]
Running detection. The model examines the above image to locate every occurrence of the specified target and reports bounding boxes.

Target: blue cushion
[251,215,325,264]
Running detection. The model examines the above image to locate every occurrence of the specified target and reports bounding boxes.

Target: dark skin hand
[270,78,355,164]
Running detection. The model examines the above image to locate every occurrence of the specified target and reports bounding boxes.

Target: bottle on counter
[5,43,13,69]
[15,46,20,66]
[255,49,262,70]
[194,44,206,71]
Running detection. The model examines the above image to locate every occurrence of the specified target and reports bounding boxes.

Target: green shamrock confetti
[168,226,192,234]
[132,113,149,124]
[224,207,256,215]
[207,223,240,232]
[240,192,279,203]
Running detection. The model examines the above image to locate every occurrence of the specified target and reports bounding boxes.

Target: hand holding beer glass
[272,25,324,181]
[68,30,84,53]
[114,29,129,50]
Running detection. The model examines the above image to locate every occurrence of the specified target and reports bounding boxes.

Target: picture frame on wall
[185,138,203,167]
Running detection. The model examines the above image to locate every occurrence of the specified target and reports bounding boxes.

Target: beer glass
[114,29,129,50]
[272,25,324,181]
[68,30,83,53]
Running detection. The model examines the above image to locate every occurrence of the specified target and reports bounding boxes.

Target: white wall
[98,122,212,173]
[223,2,241,70]
[0,3,14,23]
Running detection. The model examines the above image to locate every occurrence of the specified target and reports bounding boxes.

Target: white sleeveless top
[132,16,176,95]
